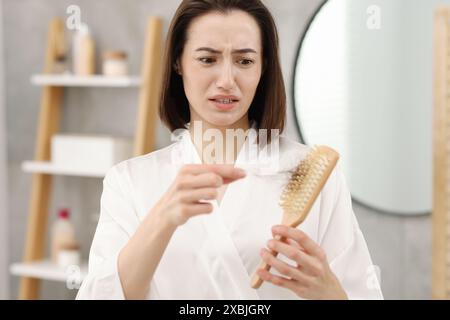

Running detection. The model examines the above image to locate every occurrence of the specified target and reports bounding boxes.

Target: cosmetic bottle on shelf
[72,23,95,75]
[50,208,78,264]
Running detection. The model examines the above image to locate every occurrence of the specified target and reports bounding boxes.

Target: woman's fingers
[178,172,223,189]
[257,267,304,294]
[266,238,323,277]
[259,248,312,285]
[271,230,304,251]
[180,164,246,184]
[166,164,246,227]
[206,164,246,183]
[271,225,326,262]
[179,188,219,203]
[286,238,305,251]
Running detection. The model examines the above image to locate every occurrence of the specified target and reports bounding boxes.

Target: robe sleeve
[76,164,155,299]
[319,163,384,300]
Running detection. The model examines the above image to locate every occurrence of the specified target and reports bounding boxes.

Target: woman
[77,0,383,300]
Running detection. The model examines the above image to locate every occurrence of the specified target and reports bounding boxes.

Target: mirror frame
[291,0,430,216]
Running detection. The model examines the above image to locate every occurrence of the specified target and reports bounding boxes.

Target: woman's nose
[215,63,236,90]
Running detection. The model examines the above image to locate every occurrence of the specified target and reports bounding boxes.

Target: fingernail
[236,169,246,177]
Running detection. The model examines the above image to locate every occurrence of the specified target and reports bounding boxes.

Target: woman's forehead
[185,11,261,50]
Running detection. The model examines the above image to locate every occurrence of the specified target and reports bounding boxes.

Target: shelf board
[10,260,88,283]
[22,161,107,178]
[31,74,141,87]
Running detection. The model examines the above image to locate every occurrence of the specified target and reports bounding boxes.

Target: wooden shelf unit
[30,74,141,87]
[433,6,450,300]
[21,161,107,178]
[13,16,163,299]
[10,260,88,283]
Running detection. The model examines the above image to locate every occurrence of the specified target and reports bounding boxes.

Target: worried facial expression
[177,10,263,128]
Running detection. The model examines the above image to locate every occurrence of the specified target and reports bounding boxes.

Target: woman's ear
[173,60,182,75]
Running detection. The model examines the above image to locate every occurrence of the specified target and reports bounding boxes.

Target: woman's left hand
[257,225,348,300]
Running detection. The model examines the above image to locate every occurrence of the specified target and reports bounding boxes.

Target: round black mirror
[293,0,430,215]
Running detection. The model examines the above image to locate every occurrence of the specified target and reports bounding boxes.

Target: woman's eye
[198,58,254,66]
[199,58,215,64]
[238,59,254,66]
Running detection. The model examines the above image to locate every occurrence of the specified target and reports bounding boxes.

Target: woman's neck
[189,117,251,165]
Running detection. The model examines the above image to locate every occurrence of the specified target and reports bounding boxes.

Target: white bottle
[72,23,95,75]
[51,208,77,264]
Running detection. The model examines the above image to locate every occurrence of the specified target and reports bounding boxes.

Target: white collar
[170,121,297,176]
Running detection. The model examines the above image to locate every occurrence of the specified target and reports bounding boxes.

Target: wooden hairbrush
[250,145,340,289]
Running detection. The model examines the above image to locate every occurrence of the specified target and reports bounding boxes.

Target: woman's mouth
[209,99,239,111]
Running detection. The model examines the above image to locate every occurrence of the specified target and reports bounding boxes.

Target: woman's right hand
[152,164,247,228]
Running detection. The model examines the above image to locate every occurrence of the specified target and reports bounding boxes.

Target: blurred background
[0,0,449,299]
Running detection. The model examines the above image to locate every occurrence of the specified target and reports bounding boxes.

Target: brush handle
[250,146,340,290]
[250,234,284,289]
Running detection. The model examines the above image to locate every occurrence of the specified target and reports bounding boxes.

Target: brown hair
[159,0,286,142]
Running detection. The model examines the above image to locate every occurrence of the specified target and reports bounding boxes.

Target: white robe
[76,123,383,300]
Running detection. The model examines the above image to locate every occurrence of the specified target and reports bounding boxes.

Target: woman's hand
[257,225,348,300]
[152,164,246,228]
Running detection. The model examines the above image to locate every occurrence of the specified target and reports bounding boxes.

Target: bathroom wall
[2,0,443,299]
[0,0,9,300]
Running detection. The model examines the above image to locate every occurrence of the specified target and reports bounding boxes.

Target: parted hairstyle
[159,0,286,142]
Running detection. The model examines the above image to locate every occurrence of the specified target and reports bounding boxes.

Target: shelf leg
[134,17,163,156]
[18,18,64,300]
[433,7,450,300]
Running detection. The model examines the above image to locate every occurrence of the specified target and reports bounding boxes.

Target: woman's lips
[209,99,238,111]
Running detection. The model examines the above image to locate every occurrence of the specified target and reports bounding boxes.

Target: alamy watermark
[66,4,84,31]
[170,121,281,173]
[366,264,382,291]
[366,5,381,30]
[65,264,82,290]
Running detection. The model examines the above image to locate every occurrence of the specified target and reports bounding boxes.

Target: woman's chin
[191,107,248,128]
[207,115,242,128]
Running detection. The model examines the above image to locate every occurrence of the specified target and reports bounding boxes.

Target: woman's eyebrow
[195,47,257,54]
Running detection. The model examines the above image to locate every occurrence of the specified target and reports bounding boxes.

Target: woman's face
[177,10,263,129]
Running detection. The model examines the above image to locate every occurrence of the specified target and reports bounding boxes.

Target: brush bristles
[279,147,331,216]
